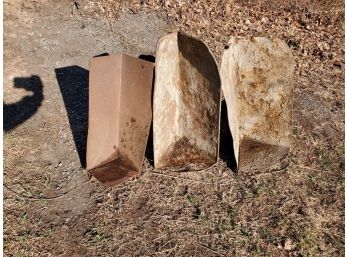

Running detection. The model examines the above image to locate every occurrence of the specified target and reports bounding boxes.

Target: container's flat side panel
[119,55,154,172]
[235,37,294,147]
[87,55,122,170]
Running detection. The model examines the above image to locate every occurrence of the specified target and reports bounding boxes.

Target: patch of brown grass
[4,0,344,256]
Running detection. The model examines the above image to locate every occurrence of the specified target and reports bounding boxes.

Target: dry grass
[4,0,344,256]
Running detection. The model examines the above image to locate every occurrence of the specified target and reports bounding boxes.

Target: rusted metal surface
[153,32,221,171]
[221,36,294,172]
[87,54,154,186]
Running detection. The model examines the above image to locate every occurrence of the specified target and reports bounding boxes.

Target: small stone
[261,17,268,23]
[317,42,330,51]
[284,239,296,251]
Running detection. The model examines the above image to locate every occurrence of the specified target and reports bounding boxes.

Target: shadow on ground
[219,100,237,171]
[54,54,178,169]
[55,66,89,168]
[4,75,44,132]
[140,54,156,166]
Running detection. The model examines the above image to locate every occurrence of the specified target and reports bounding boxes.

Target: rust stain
[88,150,138,187]
[157,136,215,171]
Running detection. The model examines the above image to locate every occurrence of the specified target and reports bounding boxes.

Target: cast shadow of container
[139,54,155,166]
[219,100,237,172]
[55,66,89,168]
[4,75,44,132]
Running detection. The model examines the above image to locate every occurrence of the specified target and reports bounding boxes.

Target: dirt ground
[3,0,344,256]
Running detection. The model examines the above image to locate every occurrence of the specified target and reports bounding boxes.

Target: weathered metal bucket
[221,36,294,173]
[153,32,221,171]
[87,54,154,186]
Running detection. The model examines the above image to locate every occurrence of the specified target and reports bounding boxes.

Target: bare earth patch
[4,0,344,256]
